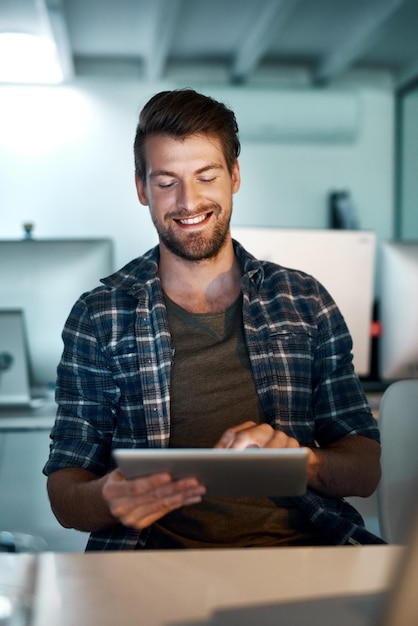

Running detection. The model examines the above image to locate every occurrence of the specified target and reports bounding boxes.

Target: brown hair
[134,88,241,183]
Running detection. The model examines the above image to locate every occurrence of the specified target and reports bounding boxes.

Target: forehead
[144,133,227,171]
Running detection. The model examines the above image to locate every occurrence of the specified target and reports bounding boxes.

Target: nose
[177,179,201,212]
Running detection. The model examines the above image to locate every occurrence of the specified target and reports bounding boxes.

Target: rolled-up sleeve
[43,295,119,477]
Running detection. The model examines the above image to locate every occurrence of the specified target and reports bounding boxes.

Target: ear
[231,160,241,195]
[135,175,149,206]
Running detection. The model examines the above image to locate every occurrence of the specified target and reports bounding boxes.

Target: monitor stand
[0,310,32,408]
[0,309,56,411]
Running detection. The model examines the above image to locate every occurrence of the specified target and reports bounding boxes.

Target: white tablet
[113,448,308,497]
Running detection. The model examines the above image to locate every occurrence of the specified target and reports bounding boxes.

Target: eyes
[156,176,217,190]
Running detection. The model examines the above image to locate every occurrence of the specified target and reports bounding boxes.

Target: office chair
[377,379,418,544]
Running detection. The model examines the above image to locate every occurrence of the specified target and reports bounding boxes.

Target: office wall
[399,86,418,239]
[0,78,394,271]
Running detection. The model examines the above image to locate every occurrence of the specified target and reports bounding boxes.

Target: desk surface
[9,545,399,626]
[0,398,55,430]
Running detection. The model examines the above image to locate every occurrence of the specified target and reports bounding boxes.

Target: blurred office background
[1,0,418,266]
[1,0,418,551]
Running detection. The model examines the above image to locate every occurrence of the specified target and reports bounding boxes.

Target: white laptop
[212,503,418,626]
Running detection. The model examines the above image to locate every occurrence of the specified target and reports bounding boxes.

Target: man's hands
[47,422,380,534]
[102,469,206,530]
[102,421,302,531]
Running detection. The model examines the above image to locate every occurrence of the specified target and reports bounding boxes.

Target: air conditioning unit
[208,87,361,143]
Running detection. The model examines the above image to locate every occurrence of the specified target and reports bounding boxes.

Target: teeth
[179,214,207,225]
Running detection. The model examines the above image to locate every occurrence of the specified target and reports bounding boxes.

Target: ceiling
[2,0,418,90]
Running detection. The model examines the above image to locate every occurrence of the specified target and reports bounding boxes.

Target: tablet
[113,448,308,497]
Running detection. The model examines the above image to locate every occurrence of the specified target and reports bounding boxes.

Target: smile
[176,213,211,225]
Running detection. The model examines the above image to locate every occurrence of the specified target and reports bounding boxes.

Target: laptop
[113,447,308,497]
[0,310,33,408]
[212,500,418,626]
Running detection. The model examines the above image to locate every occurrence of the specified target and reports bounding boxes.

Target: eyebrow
[150,163,223,179]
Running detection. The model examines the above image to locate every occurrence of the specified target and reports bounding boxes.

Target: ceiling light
[0,33,63,84]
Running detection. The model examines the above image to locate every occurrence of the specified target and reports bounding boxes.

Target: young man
[44,89,383,550]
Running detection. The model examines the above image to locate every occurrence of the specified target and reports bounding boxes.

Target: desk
[19,545,401,625]
[0,397,55,431]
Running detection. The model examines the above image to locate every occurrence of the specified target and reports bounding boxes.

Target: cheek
[148,194,173,219]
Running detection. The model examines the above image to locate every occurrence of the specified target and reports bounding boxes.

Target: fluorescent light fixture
[0,33,63,84]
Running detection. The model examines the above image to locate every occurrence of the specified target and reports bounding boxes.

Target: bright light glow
[0,85,92,153]
[0,593,13,620]
[0,33,63,84]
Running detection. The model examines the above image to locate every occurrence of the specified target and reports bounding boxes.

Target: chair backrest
[377,380,418,544]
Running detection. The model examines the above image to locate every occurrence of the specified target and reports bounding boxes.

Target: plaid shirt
[44,241,383,549]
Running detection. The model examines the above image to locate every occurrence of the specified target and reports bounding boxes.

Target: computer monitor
[231,227,376,377]
[378,241,418,381]
[0,239,114,399]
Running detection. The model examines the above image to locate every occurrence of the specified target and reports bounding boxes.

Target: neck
[158,238,242,313]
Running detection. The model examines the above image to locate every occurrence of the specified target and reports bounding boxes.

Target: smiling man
[44,89,383,550]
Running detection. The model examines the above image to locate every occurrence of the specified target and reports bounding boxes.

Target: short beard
[154,203,232,262]
[159,217,231,261]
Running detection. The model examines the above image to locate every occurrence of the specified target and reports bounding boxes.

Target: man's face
[135,133,241,262]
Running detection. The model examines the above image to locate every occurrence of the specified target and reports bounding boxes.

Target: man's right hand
[102,469,206,530]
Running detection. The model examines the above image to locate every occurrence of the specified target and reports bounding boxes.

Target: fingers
[102,470,206,531]
[214,421,258,448]
[215,422,301,450]
[119,479,205,530]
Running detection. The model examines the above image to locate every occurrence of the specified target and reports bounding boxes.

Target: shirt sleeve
[311,281,380,447]
[43,295,119,477]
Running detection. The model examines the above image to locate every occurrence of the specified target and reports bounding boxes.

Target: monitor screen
[0,239,114,395]
[379,241,418,381]
[231,226,376,377]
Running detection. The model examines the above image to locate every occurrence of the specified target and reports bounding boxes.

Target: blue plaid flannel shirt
[43,241,383,549]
